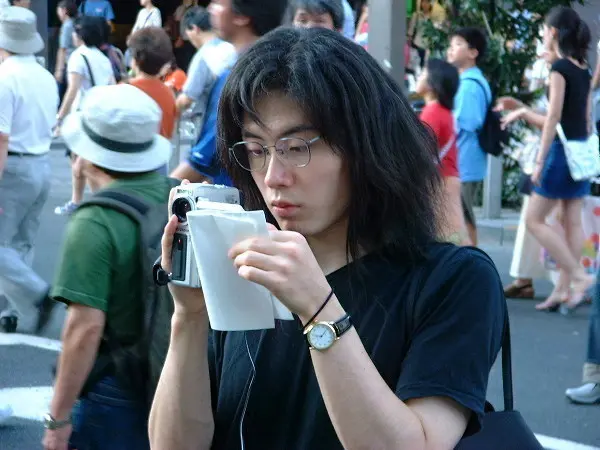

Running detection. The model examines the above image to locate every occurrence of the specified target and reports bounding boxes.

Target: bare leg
[561,198,595,307]
[71,155,85,204]
[526,194,582,272]
[548,205,571,305]
[526,194,572,309]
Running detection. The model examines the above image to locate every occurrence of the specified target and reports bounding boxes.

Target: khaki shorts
[461,181,482,226]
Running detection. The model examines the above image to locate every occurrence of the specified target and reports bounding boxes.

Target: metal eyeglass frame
[229,136,322,172]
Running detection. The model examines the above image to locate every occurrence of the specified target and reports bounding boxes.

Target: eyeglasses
[230,136,321,172]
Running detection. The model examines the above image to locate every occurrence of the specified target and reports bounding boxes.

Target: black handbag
[518,172,534,196]
[455,316,542,449]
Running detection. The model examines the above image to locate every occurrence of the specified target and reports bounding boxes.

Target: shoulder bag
[555,124,600,181]
[454,315,542,449]
[81,53,96,87]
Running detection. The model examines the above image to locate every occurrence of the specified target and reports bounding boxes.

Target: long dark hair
[218,27,441,263]
[546,6,590,64]
[425,58,459,110]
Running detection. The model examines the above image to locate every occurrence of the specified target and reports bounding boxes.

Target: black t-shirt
[551,58,591,140]
[208,244,506,449]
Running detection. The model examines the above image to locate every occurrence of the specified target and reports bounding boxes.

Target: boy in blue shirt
[447,27,491,246]
[79,0,114,28]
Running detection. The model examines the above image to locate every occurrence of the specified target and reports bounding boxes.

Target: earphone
[239,332,258,450]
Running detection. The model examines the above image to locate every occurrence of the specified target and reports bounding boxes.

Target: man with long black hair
[151,27,505,449]
[170,0,288,184]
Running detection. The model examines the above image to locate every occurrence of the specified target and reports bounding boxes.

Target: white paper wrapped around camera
[186,203,294,331]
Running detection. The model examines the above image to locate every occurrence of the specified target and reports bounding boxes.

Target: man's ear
[468,47,479,63]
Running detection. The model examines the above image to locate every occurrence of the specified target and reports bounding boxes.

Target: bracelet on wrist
[301,289,335,330]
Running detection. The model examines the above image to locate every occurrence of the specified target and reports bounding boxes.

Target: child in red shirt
[416,58,469,245]
[162,60,187,94]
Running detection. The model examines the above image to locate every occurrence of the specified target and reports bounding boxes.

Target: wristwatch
[304,314,353,351]
[43,413,71,430]
[153,261,171,286]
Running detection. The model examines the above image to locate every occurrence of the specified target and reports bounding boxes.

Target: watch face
[43,413,55,429]
[307,323,336,350]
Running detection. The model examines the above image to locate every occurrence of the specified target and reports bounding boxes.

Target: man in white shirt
[0,7,59,334]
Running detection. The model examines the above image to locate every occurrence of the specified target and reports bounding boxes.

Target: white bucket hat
[0,7,44,55]
[61,85,172,173]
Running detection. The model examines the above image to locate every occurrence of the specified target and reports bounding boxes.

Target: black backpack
[74,180,179,410]
[467,78,508,157]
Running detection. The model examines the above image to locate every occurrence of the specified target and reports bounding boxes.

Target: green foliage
[422,0,582,209]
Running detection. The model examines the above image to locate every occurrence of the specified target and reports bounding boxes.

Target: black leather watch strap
[152,261,171,286]
[333,314,353,338]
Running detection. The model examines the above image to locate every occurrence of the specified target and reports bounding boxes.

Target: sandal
[563,275,596,313]
[535,291,569,312]
[504,282,535,299]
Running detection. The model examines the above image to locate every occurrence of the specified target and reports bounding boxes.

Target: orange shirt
[164,69,187,93]
[130,77,178,139]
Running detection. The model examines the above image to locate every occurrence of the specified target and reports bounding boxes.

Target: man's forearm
[0,135,8,177]
[57,85,78,121]
[170,161,212,183]
[50,323,103,420]
[56,49,66,76]
[299,298,427,449]
[176,94,193,111]
[149,313,214,449]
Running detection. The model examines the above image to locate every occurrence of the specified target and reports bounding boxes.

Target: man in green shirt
[43,84,172,450]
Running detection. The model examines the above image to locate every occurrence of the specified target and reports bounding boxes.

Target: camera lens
[172,197,193,222]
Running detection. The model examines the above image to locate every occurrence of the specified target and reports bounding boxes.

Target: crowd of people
[0,0,599,449]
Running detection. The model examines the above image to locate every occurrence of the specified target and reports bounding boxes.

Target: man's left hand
[42,424,73,450]
[229,225,331,318]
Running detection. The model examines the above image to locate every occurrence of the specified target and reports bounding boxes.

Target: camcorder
[170,184,241,287]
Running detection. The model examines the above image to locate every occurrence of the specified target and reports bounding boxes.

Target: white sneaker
[565,383,600,404]
[0,405,13,424]
[54,201,79,216]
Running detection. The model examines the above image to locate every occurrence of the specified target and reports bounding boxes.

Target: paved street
[1,150,599,449]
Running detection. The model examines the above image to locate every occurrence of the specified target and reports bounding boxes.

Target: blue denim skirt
[533,139,591,199]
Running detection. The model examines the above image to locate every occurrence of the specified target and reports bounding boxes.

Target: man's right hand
[161,181,208,316]
[54,70,64,83]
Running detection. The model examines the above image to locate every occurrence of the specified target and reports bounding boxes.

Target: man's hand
[42,424,73,450]
[229,227,331,319]
[55,70,64,83]
[161,180,207,316]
